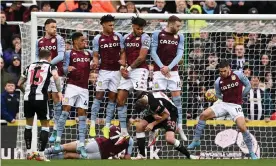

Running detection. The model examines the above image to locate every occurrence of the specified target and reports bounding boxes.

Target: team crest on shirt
[174,35,178,39]
[51,38,56,43]
[84,51,89,56]
[231,75,236,80]
[63,97,69,104]
[113,36,118,41]
[98,81,102,87]
[154,82,159,88]
[136,37,140,40]
[40,40,43,43]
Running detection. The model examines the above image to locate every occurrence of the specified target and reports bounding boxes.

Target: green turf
[2,159,276,166]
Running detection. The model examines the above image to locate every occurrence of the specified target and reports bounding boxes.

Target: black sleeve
[50,64,58,76]
[148,93,165,115]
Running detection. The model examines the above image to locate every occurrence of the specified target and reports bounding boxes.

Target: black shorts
[24,100,49,120]
[143,110,177,132]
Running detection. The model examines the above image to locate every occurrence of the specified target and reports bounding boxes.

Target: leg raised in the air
[188,107,215,149]
[236,117,258,160]
[90,92,104,137]
[165,131,190,159]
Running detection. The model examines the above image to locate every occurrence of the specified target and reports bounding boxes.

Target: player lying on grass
[44,126,133,160]
[188,60,259,160]
[133,91,192,159]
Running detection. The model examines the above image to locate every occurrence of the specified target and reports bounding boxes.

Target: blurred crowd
[1,0,276,123]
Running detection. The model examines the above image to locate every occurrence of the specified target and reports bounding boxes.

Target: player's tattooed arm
[17,76,27,93]
[129,34,150,70]
[119,49,126,67]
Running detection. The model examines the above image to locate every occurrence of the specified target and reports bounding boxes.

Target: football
[205,89,218,102]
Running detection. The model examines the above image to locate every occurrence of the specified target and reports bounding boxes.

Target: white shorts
[118,68,149,91]
[210,101,244,121]
[48,76,65,92]
[63,84,89,109]
[152,71,181,91]
[76,139,101,159]
[96,70,121,93]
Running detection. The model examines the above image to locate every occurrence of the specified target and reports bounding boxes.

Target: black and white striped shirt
[22,60,57,101]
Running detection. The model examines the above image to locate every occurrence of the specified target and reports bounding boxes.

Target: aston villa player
[36,19,66,143]
[188,60,258,160]
[150,15,187,141]
[55,32,92,159]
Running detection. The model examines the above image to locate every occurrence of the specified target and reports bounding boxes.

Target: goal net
[16,13,276,159]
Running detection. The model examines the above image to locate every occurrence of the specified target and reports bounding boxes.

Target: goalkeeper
[44,126,133,160]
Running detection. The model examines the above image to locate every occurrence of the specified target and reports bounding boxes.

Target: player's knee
[40,120,50,127]
[95,92,104,100]
[77,108,86,116]
[200,109,213,120]
[63,105,71,112]
[165,134,175,145]
[116,98,125,107]
[108,92,117,102]
[199,113,208,120]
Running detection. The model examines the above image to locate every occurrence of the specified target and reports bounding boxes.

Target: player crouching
[44,126,133,160]
[133,91,193,159]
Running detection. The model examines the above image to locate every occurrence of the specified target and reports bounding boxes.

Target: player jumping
[45,126,133,160]
[134,91,192,159]
[35,18,66,143]
[18,50,63,161]
[188,60,259,160]
[55,32,92,158]
[116,17,150,143]
[150,15,187,141]
[90,14,125,138]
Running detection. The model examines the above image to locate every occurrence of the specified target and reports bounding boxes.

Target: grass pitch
[2,159,276,166]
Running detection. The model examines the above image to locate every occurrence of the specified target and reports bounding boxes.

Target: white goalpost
[16,12,276,159]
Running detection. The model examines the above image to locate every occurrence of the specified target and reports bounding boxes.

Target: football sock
[174,139,190,159]
[53,102,62,130]
[78,116,87,145]
[136,132,146,157]
[242,131,253,153]
[56,111,69,140]
[90,99,101,127]
[24,125,32,150]
[49,153,64,159]
[39,127,49,152]
[194,120,206,141]
[172,96,183,124]
[118,105,127,128]
[105,101,115,127]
